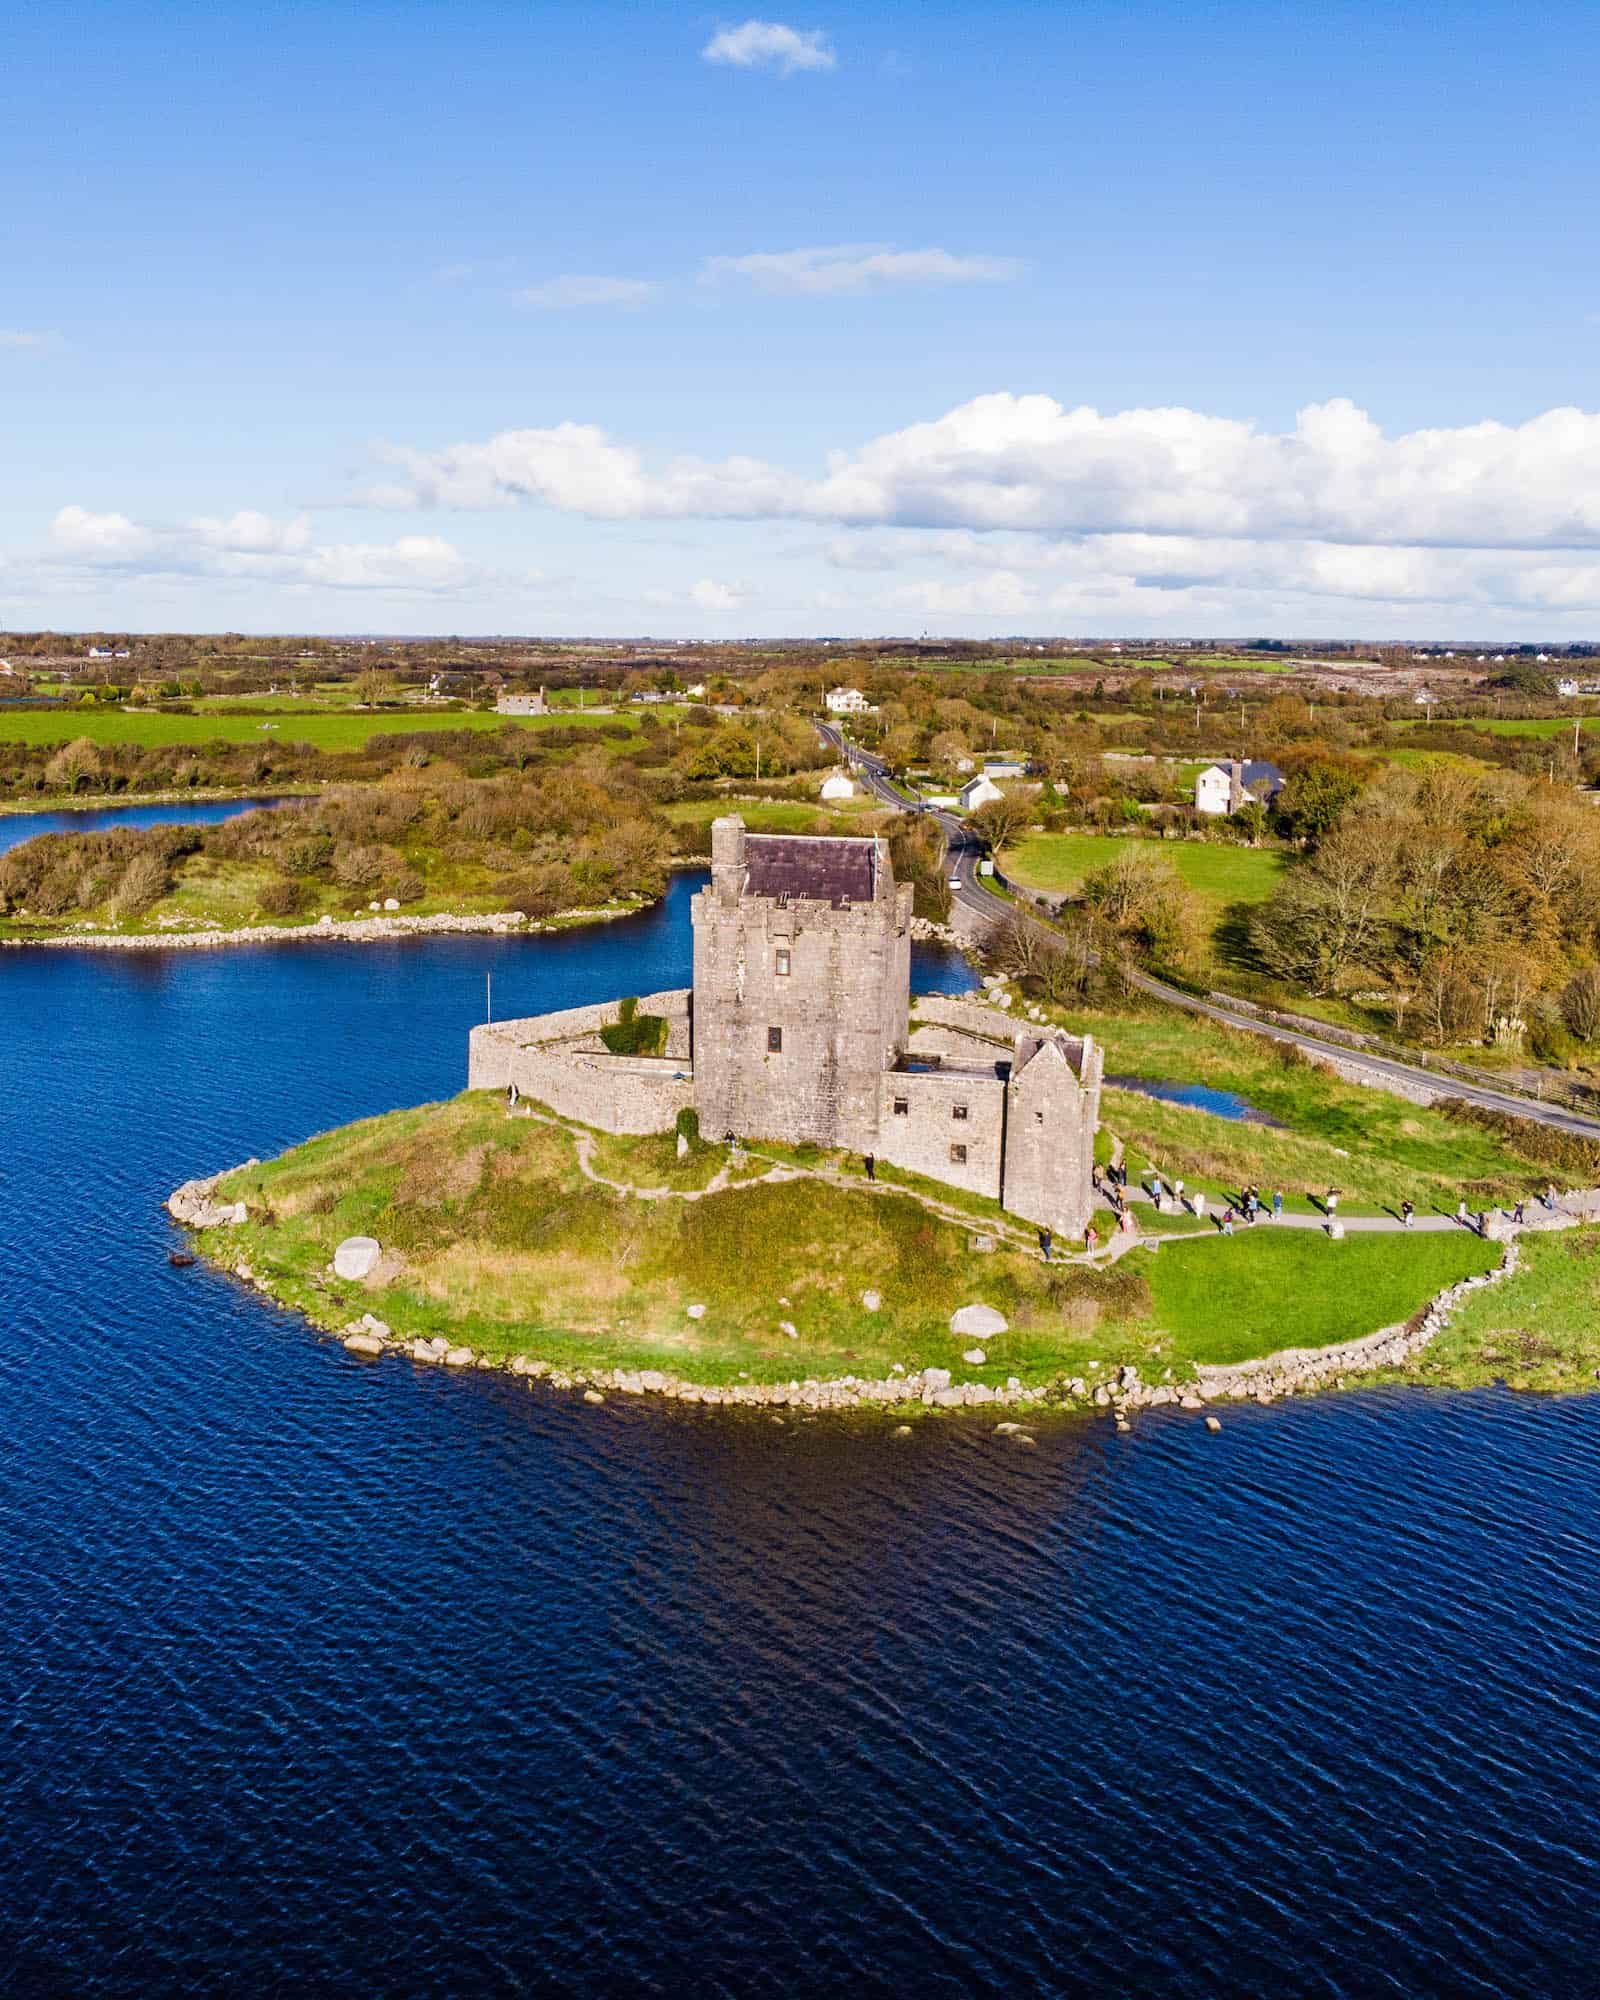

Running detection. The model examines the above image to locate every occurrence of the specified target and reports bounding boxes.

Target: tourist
[1150,1175,1165,1205]
[1085,1223,1099,1254]
[1040,1228,1053,1263]
[1221,1208,1235,1236]
[1119,1206,1135,1236]
[1271,1189,1284,1222]
[865,1153,875,1182]
[506,1081,519,1109]
[1172,1176,1185,1207]
[1401,1199,1415,1228]
[1514,1199,1526,1225]
[1192,1190,1206,1218]
[1457,1198,1469,1225]
[1326,1187,1341,1215]
[1478,1210,1490,1237]
[1545,1183,1559,1212]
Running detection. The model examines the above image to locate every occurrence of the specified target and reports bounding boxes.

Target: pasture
[1001,830,1287,912]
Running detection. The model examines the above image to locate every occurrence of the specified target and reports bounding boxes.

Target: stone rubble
[166,1164,257,1229]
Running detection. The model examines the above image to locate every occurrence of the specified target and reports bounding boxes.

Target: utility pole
[485,972,493,1024]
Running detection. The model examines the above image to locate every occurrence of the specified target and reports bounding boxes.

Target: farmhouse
[1194,758,1285,817]
[469,818,1102,1237]
[825,686,873,714]
[959,774,1004,812]
[819,769,856,800]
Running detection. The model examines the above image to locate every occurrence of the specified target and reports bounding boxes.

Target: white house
[825,686,873,714]
[1413,686,1437,706]
[959,774,1004,812]
[983,758,1026,779]
[1194,759,1285,816]
[819,770,856,801]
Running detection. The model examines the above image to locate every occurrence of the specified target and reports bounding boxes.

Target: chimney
[1228,758,1245,813]
[711,815,747,901]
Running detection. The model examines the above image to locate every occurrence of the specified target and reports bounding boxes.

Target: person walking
[1221,1208,1235,1236]
[1150,1175,1165,1206]
[1513,1199,1526,1225]
[1172,1176,1185,1208]
[1401,1199,1415,1228]
[1271,1189,1284,1222]
[1326,1186,1341,1216]
[1545,1183,1559,1212]
[865,1154,875,1182]
[1085,1223,1099,1255]
[1192,1190,1206,1219]
[1456,1198,1469,1225]
[1040,1228,1053,1263]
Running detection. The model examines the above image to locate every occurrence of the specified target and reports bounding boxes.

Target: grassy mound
[202,1092,1502,1394]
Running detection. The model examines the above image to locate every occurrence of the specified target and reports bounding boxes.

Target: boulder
[383,897,400,911]
[443,1346,475,1367]
[686,1303,707,1320]
[962,1347,987,1366]
[779,1321,798,1338]
[343,1332,385,1357]
[861,1289,882,1311]
[892,1424,913,1439]
[333,1236,382,1281]
[1204,1415,1222,1433]
[922,1366,953,1392]
[950,1303,1008,1340]
[583,1389,605,1405]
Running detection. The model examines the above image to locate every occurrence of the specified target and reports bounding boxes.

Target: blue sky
[5,0,1599,637]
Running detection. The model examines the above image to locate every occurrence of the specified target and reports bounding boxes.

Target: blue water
[4,879,1600,1997]
[0,795,290,856]
[1107,1073,1285,1126]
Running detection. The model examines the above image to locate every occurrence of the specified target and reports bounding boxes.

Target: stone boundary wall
[910,994,1027,1049]
[468,987,695,1134]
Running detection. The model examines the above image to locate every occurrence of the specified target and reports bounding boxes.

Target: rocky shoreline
[166,1166,1526,1427]
[7,902,642,952]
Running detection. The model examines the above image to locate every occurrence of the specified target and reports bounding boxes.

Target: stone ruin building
[468,815,1102,1238]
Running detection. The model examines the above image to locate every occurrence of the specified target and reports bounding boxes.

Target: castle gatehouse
[468,815,1101,1237]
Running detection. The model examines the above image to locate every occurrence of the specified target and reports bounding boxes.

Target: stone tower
[690,816,912,1150]
[1000,1029,1104,1239]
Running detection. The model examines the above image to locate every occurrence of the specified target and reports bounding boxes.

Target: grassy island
[189,1090,1533,1406]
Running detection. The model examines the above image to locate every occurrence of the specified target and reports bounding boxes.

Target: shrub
[601,996,668,1056]
[259,877,307,917]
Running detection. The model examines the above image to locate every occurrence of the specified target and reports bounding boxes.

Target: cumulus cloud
[701,20,835,72]
[702,244,1022,295]
[516,274,657,311]
[690,577,745,611]
[47,506,479,594]
[365,393,1600,558]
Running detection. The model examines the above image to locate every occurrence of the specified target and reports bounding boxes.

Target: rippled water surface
[4,875,1599,1997]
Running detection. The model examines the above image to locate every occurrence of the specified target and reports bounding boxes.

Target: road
[817,720,1600,1143]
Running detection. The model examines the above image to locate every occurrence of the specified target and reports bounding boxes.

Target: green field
[662,795,878,839]
[1002,831,1287,910]
[0,707,643,752]
[1424,1226,1600,1391]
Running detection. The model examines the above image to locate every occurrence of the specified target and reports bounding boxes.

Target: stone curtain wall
[876,1068,1006,1201]
[467,988,694,1133]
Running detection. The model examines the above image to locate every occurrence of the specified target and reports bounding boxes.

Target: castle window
[950,1143,968,1165]
[767,1026,783,1053]
[1036,1110,1045,1124]
[775,948,791,977]
[892,1096,909,1116]
[952,1103,968,1121]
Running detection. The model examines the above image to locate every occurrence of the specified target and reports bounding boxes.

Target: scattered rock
[950,1303,1008,1340]
[968,1234,997,1254]
[1204,1416,1222,1433]
[383,897,400,911]
[892,1424,913,1439]
[332,1235,382,1281]
[677,1131,690,1158]
[922,1367,953,1393]
[168,1250,196,1268]
[583,1389,605,1405]
[962,1347,987,1366]
[443,1346,475,1367]
[779,1321,798,1338]
[686,1303,707,1320]
[861,1289,881,1311]
[343,1332,385,1357]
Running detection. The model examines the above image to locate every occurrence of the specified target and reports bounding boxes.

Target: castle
[468,816,1102,1238]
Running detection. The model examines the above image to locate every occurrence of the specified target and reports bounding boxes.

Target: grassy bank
[0,707,643,752]
[1413,1226,1600,1391]
[1001,830,1287,912]
[197,1092,1499,1396]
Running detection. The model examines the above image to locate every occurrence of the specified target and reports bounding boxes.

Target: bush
[601,995,668,1056]
[259,877,307,917]
[675,1107,701,1148]
[1433,1097,1600,1180]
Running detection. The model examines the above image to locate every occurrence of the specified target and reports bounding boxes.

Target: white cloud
[701,20,835,72]
[0,330,59,351]
[702,244,1022,295]
[366,393,1600,559]
[690,577,746,611]
[47,506,479,594]
[516,274,657,311]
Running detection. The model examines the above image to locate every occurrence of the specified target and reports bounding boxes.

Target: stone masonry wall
[1001,1034,1102,1239]
[876,1068,1006,1200]
[467,987,694,1133]
[690,819,912,1151]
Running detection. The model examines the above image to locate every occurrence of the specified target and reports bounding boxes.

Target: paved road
[816,721,1600,1143]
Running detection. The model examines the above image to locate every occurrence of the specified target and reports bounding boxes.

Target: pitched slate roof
[745,833,877,906]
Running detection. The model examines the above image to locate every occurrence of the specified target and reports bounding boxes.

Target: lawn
[662,795,880,839]
[1142,1228,1499,1362]
[0,707,642,752]
[1002,831,1288,912]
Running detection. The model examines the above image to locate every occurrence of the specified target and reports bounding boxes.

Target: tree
[1561,965,1600,1041]
[967,793,1035,856]
[43,737,103,795]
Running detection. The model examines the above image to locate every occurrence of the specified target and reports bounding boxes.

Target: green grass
[662,796,878,838]
[196,1088,1516,1398]
[0,707,641,751]
[1002,831,1288,912]
[1418,1226,1600,1391]
[1143,1228,1499,1361]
